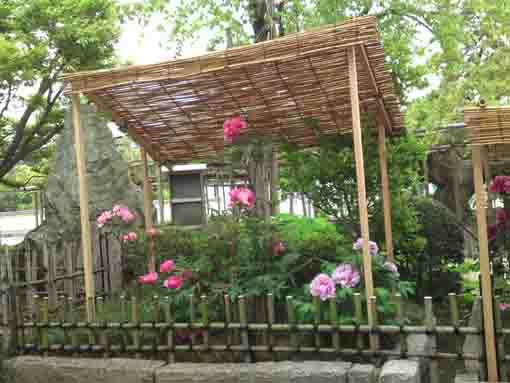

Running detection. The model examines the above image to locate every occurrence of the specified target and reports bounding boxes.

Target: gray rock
[379,360,420,383]
[155,361,352,383]
[6,356,165,383]
[348,364,376,383]
[27,105,145,247]
[454,373,479,383]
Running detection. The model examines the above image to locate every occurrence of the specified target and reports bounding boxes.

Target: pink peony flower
[181,270,193,280]
[489,176,510,194]
[310,273,336,301]
[229,186,255,209]
[112,204,126,215]
[273,241,286,255]
[118,207,135,223]
[223,116,247,143]
[496,209,508,224]
[353,238,379,256]
[138,272,158,285]
[159,259,175,273]
[146,228,161,238]
[332,264,361,288]
[228,188,241,207]
[237,188,255,209]
[164,275,183,290]
[96,210,113,228]
[500,303,510,311]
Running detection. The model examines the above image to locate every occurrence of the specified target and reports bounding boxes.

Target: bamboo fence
[1,290,503,370]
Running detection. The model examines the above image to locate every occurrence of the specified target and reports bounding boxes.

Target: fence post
[1,286,18,356]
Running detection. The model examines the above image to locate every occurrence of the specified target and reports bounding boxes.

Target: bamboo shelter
[464,104,510,382]
[62,16,402,336]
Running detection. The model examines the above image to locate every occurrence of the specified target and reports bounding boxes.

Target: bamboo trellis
[61,16,400,342]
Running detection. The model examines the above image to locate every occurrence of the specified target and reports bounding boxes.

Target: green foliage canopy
[0,0,122,186]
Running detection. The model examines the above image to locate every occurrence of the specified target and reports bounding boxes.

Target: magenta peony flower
[489,176,510,194]
[159,259,175,273]
[127,232,137,241]
[500,303,510,311]
[488,223,499,242]
[229,187,255,209]
[228,188,241,207]
[96,210,113,228]
[310,273,336,301]
[118,207,135,223]
[138,272,158,285]
[273,241,286,255]
[164,275,183,290]
[332,264,360,288]
[353,238,379,256]
[223,116,247,143]
[237,188,255,209]
[496,209,508,224]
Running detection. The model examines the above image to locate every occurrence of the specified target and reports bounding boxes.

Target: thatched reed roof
[62,16,404,163]
[465,106,510,160]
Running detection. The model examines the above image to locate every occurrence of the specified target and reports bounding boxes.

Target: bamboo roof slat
[465,106,510,149]
[63,16,404,163]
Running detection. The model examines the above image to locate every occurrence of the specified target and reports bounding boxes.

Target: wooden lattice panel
[62,16,404,163]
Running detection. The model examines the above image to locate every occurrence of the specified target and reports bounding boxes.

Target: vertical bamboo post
[424,296,439,383]
[33,192,39,227]
[347,46,375,336]
[71,95,96,321]
[157,163,165,224]
[472,145,498,382]
[238,295,252,363]
[271,148,280,215]
[141,147,156,273]
[376,114,394,261]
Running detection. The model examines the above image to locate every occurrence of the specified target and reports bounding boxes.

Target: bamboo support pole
[348,46,375,339]
[33,192,39,227]
[71,94,96,321]
[472,145,498,382]
[141,147,155,273]
[271,148,280,215]
[377,114,394,261]
[157,163,165,224]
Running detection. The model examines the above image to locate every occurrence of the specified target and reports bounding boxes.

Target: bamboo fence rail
[61,16,404,163]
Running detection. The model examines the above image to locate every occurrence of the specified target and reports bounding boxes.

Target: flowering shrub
[302,238,408,321]
[96,204,138,243]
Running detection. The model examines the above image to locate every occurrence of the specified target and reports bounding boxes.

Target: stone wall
[5,357,422,383]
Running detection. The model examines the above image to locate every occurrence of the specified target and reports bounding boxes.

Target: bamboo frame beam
[71,94,96,321]
[377,114,394,261]
[472,146,498,382]
[141,147,155,273]
[360,44,392,133]
[347,46,376,336]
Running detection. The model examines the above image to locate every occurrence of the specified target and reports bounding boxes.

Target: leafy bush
[399,197,464,299]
